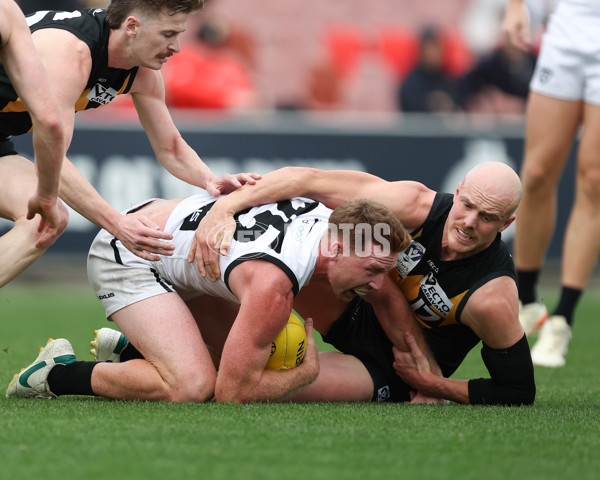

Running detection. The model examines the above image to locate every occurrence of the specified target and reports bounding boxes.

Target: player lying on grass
[7,194,410,403]
[187,161,536,405]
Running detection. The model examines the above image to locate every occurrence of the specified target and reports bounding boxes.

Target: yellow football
[265,311,307,370]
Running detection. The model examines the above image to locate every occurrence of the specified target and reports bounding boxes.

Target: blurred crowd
[18,0,556,115]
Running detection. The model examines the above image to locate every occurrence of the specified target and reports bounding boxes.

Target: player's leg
[0,154,53,287]
[0,216,43,287]
[289,351,375,402]
[515,93,582,333]
[90,292,217,402]
[531,102,600,367]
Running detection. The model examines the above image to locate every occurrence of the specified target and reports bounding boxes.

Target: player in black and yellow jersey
[0,0,258,271]
[192,162,536,406]
[0,0,67,287]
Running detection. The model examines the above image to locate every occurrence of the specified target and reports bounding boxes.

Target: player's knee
[165,369,216,403]
[578,168,600,202]
[521,163,552,193]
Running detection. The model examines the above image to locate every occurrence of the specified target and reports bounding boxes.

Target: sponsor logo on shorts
[376,385,391,402]
[97,292,115,300]
[396,241,425,277]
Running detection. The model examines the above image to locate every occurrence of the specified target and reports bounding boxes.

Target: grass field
[1,279,599,480]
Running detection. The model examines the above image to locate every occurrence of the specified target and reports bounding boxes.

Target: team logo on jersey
[87,83,118,105]
[538,67,553,85]
[395,241,425,277]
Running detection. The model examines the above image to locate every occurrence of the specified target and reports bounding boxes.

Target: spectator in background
[456,40,536,114]
[397,26,458,113]
[163,18,261,110]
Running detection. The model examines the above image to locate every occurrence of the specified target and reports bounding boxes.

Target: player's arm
[394,276,535,405]
[214,261,319,403]
[502,0,531,51]
[129,68,259,197]
[366,275,442,377]
[190,167,436,279]
[31,28,175,260]
[0,1,67,247]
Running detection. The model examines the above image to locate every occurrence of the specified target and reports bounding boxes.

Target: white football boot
[6,338,76,399]
[519,301,548,336]
[530,315,572,367]
[90,327,129,362]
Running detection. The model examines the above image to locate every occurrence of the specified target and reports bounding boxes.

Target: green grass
[1,283,599,480]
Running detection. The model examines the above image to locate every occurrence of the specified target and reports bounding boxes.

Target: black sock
[121,343,144,362]
[516,269,541,305]
[47,361,97,396]
[552,286,582,326]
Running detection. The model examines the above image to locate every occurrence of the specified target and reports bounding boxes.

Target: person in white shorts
[6,192,410,403]
[502,0,600,367]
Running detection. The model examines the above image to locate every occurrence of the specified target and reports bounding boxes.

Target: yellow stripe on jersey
[0,98,27,113]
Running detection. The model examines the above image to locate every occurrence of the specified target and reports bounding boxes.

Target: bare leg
[0,217,45,287]
[290,351,374,402]
[91,292,216,402]
[0,154,62,287]
[560,103,600,290]
[514,93,582,271]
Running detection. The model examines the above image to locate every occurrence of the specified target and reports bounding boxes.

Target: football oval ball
[265,312,307,370]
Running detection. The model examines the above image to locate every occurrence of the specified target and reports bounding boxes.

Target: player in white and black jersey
[7,193,409,404]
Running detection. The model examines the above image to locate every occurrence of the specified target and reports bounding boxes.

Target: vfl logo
[87,84,118,105]
[395,241,425,277]
[538,67,553,85]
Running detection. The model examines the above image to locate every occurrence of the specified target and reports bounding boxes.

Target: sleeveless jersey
[325,192,518,383]
[389,192,516,329]
[0,8,138,137]
[155,192,331,302]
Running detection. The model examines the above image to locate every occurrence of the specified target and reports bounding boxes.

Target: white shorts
[87,227,178,319]
[530,1,600,105]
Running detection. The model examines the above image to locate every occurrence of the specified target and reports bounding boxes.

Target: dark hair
[106,0,204,29]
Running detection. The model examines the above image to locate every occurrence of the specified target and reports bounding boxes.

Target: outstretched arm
[189,167,435,279]
[30,27,175,260]
[502,0,531,51]
[130,68,260,197]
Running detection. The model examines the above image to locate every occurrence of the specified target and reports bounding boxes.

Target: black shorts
[322,297,414,403]
[0,138,18,157]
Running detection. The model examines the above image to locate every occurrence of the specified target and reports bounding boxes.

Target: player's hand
[501,1,531,51]
[188,209,236,281]
[205,172,261,197]
[406,391,449,405]
[27,194,69,249]
[115,213,175,261]
[392,331,433,390]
